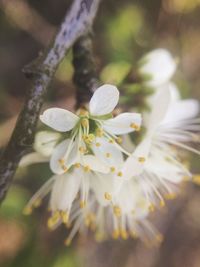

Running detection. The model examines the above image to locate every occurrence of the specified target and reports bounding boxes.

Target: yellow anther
[33,198,42,208]
[75,163,81,168]
[156,233,164,243]
[58,158,65,165]
[23,206,32,215]
[113,205,121,217]
[80,200,86,208]
[112,229,120,239]
[130,231,138,239]
[47,211,60,230]
[193,175,200,184]
[62,165,68,172]
[96,142,101,147]
[79,146,86,153]
[183,175,190,181]
[109,139,114,144]
[78,108,89,116]
[120,229,128,240]
[110,166,116,173]
[60,211,69,224]
[117,171,123,177]
[83,134,95,144]
[84,165,91,172]
[81,118,89,128]
[138,157,146,163]
[106,152,111,158]
[64,238,71,246]
[104,192,112,201]
[148,203,155,212]
[96,128,104,137]
[160,200,165,207]
[130,123,140,131]
[165,193,177,200]
[116,137,122,144]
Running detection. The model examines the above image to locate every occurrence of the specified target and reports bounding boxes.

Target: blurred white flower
[119,86,200,207]
[138,48,177,88]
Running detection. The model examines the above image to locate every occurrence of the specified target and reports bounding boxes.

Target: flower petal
[50,139,77,174]
[50,170,81,211]
[162,99,200,125]
[103,112,142,135]
[89,84,119,116]
[40,108,79,132]
[91,137,124,171]
[139,49,177,87]
[19,152,48,167]
[34,131,61,156]
[82,155,110,174]
[147,86,171,133]
[121,136,152,179]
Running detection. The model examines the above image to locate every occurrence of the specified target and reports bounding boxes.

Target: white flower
[120,86,200,207]
[39,84,142,175]
[138,49,177,88]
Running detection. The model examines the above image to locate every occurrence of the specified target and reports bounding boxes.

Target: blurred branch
[73,34,99,108]
[0,0,56,46]
[0,0,102,203]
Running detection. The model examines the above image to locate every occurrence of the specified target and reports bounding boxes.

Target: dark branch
[73,34,99,108]
[0,0,101,203]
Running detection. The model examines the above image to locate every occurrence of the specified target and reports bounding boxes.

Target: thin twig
[73,34,99,108]
[0,0,101,203]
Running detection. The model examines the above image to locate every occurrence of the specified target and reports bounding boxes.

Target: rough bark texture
[73,34,99,108]
[0,0,101,203]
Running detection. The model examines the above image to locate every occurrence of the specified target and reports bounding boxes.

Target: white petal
[82,155,109,173]
[50,139,77,174]
[91,137,124,170]
[40,108,79,132]
[34,131,61,157]
[103,112,142,135]
[90,172,121,206]
[122,137,152,179]
[89,84,119,116]
[147,86,171,133]
[50,170,81,211]
[139,48,177,87]
[19,152,48,167]
[162,99,200,125]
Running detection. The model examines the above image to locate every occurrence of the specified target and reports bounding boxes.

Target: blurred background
[0,0,200,266]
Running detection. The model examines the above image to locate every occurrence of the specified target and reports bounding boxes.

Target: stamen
[113,205,121,217]
[109,139,114,144]
[75,163,81,168]
[79,146,86,153]
[193,175,200,185]
[64,238,71,246]
[81,118,89,128]
[116,137,122,144]
[96,128,104,137]
[84,165,91,172]
[47,211,60,230]
[138,157,146,163]
[104,192,112,201]
[78,109,89,116]
[110,166,116,172]
[80,200,86,208]
[148,203,155,212]
[105,152,111,158]
[23,206,32,215]
[33,198,42,208]
[165,193,177,200]
[95,142,101,147]
[117,171,123,177]
[156,233,164,243]
[130,123,140,131]
[159,200,165,207]
[120,229,128,240]
[60,211,69,224]
[112,229,120,239]
[58,158,65,165]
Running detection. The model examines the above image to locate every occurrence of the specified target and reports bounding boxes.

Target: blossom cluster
[21,49,200,246]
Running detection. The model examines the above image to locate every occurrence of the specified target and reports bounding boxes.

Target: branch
[0,0,101,203]
[72,34,99,108]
